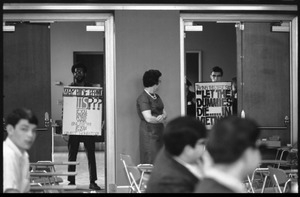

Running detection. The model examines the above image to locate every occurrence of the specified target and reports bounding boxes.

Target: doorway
[180,14,298,148]
[3,13,116,192]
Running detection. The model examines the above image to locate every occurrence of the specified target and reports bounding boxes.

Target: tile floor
[52,151,105,193]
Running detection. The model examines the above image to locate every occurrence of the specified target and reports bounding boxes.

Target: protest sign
[195,82,233,129]
[62,86,103,135]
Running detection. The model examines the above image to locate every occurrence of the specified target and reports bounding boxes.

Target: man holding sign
[195,81,233,130]
[65,63,101,190]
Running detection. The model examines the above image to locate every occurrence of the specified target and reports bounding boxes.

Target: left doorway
[3,23,52,162]
[3,12,116,192]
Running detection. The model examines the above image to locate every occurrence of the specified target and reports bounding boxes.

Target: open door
[236,22,290,147]
[3,23,52,162]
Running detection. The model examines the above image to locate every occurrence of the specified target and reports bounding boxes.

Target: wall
[115,10,181,185]
[50,22,104,122]
[185,22,237,84]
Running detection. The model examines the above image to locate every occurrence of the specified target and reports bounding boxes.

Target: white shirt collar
[5,137,28,158]
[204,167,247,193]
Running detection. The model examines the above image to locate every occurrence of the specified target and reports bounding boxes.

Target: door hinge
[235,23,244,31]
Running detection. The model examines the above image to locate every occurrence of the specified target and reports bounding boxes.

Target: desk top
[252,168,298,174]
[30,161,79,166]
[260,160,289,164]
[137,164,153,171]
[30,172,77,176]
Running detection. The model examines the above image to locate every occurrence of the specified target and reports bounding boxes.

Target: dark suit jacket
[194,177,234,193]
[146,148,199,193]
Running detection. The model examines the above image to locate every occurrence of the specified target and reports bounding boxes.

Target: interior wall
[185,22,237,84]
[50,22,104,122]
[115,10,181,185]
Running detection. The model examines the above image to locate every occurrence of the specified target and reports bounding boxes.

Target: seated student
[146,116,207,193]
[194,116,262,193]
[3,108,38,193]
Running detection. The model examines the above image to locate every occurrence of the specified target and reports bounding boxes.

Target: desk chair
[247,168,269,193]
[30,161,79,186]
[268,166,295,193]
[120,154,153,192]
[127,166,142,193]
[275,147,292,168]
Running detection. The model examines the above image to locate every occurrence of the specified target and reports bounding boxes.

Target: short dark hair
[71,62,87,74]
[6,108,38,127]
[211,66,223,76]
[206,116,260,164]
[186,79,192,87]
[143,69,162,87]
[163,116,207,156]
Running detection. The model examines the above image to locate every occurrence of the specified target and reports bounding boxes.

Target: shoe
[89,182,101,190]
[68,182,75,185]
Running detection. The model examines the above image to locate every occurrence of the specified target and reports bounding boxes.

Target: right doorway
[181,14,298,148]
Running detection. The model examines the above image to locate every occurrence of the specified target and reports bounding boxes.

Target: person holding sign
[3,108,38,193]
[66,63,101,190]
[136,69,167,164]
[210,66,223,82]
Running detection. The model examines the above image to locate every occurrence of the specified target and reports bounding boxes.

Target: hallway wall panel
[115,10,181,185]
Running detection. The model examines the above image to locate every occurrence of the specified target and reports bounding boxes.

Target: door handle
[284,116,290,127]
[44,112,50,127]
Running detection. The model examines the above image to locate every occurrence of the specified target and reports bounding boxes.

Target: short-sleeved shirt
[3,138,30,193]
[136,90,164,121]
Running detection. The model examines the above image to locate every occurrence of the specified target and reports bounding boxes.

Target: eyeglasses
[211,75,221,77]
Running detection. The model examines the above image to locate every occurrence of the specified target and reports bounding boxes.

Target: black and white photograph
[2,0,298,194]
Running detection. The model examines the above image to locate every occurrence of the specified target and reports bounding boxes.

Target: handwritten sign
[62,86,103,135]
[195,82,233,129]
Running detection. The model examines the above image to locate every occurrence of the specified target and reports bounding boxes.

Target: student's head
[5,108,38,152]
[71,62,87,83]
[143,69,162,88]
[163,116,207,163]
[206,116,261,175]
[210,66,223,82]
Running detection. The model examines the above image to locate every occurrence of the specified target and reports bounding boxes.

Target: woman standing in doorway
[136,69,167,164]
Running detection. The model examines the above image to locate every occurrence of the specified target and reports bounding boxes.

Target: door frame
[186,51,202,83]
[180,13,298,144]
[3,13,116,191]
